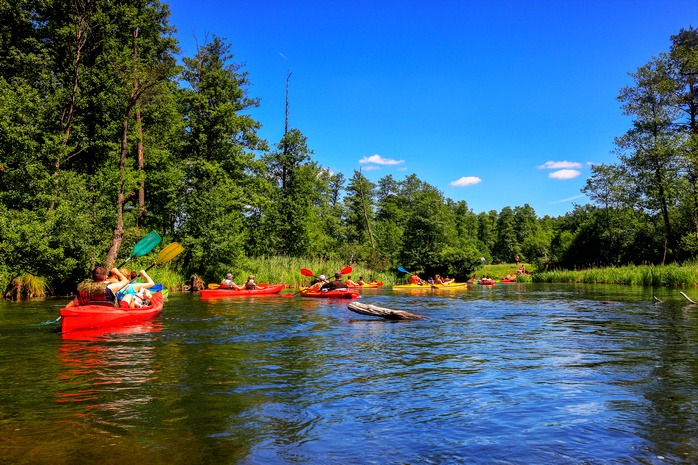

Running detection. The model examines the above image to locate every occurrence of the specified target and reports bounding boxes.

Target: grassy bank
[474,263,533,280]
[532,262,698,287]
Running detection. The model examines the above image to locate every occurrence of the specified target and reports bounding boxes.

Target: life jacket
[76,281,110,306]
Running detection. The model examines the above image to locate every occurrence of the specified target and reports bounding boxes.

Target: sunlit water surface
[1,283,698,464]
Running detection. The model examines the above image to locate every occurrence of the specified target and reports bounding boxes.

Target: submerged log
[347,302,429,320]
[680,292,696,304]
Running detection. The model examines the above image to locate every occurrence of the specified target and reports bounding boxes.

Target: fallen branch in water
[348,302,429,320]
[653,296,663,303]
[680,292,696,304]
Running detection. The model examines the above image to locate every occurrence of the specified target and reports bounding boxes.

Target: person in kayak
[409,271,426,285]
[244,275,259,290]
[116,268,155,308]
[66,266,129,307]
[357,276,366,285]
[308,274,328,291]
[321,272,347,290]
[345,275,358,286]
[221,273,244,290]
[434,275,445,285]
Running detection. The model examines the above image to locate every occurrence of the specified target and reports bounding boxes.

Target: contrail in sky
[279,52,289,61]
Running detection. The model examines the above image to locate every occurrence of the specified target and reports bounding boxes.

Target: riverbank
[532,262,698,287]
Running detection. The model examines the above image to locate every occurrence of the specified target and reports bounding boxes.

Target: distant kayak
[392,282,467,290]
[200,284,285,299]
[347,282,383,289]
[60,291,164,332]
[298,287,359,299]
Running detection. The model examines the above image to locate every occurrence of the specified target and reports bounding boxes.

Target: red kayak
[298,287,359,299]
[200,283,285,299]
[60,291,164,333]
[347,282,383,289]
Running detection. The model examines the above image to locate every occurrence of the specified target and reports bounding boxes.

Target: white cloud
[359,154,404,165]
[362,165,381,171]
[538,161,583,169]
[550,194,586,204]
[549,169,581,180]
[450,176,482,187]
[397,167,407,171]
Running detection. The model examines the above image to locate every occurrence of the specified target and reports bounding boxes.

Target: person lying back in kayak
[221,273,244,290]
[434,275,444,284]
[345,275,358,286]
[65,266,129,308]
[357,276,366,285]
[409,271,426,285]
[244,275,259,290]
[116,268,155,308]
[321,272,347,290]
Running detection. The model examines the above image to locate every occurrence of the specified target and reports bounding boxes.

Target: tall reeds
[532,262,698,287]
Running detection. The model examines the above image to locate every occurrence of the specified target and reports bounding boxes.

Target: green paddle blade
[131,231,162,258]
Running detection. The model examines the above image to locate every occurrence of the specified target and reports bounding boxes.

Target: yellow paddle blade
[155,242,184,264]
[208,283,221,289]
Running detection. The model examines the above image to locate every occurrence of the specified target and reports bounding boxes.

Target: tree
[615,57,682,261]
[177,34,267,276]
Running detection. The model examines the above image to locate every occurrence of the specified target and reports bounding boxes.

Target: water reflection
[56,322,162,427]
[1,286,698,463]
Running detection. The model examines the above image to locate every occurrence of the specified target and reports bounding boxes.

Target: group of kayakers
[408,271,454,286]
[67,266,155,309]
[221,274,260,290]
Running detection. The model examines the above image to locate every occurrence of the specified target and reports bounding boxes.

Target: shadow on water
[0,284,697,463]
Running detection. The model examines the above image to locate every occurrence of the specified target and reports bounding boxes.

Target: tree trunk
[358,168,375,250]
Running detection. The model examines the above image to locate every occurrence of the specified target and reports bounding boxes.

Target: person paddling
[321,272,348,290]
[409,271,426,285]
[308,274,328,291]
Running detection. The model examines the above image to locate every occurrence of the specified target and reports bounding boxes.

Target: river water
[1,283,697,464]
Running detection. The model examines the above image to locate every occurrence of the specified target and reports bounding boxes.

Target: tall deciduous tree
[178,34,267,276]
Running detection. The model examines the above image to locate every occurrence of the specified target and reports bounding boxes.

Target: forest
[2,1,698,296]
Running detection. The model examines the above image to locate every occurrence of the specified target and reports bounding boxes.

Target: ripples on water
[1,284,697,464]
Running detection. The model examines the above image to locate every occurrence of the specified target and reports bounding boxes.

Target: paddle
[398,266,429,286]
[116,231,162,269]
[285,267,353,298]
[127,242,184,285]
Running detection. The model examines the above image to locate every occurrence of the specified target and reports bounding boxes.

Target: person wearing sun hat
[221,273,243,290]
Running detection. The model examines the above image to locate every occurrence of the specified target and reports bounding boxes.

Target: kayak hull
[298,287,360,299]
[392,282,468,290]
[200,283,285,299]
[60,291,164,333]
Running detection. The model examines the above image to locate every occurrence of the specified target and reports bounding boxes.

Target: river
[1,283,697,464]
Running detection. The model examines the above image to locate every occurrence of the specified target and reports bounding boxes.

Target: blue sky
[166,0,698,217]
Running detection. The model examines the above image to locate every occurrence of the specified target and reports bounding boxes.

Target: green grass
[532,262,698,287]
[474,263,533,280]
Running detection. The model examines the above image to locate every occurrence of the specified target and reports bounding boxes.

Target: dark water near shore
[1,283,698,464]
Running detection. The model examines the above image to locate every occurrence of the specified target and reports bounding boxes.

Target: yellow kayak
[392,282,468,290]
